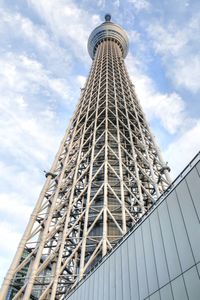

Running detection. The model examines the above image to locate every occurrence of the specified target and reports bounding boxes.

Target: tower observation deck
[1,15,171,300]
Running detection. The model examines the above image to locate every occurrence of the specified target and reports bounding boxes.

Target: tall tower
[1,14,171,300]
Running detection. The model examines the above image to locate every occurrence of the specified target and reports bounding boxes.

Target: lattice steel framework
[1,14,171,300]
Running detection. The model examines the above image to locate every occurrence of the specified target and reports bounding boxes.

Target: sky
[0,0,200,285]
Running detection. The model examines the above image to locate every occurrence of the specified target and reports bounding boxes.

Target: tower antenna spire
[105,13,111,21]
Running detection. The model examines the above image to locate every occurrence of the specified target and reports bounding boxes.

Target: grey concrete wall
[66,157,200,300]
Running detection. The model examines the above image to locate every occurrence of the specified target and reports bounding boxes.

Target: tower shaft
[1,17,170,300]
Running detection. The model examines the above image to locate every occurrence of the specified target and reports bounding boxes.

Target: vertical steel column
[111,43,127,233]
[79,43,105,277]
[103,41,108,255]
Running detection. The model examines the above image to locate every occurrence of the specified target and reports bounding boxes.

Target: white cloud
[97,0,105,8]
[148,25,187,55]
[126,54,186,134]
[128,30,141,43]
[15,96,27,109]
[0,8,71,76]
[0,222,21,255]
[170,56,200,93]
[0,161,42,198]
[0,53,70,100]
[0,256,14,286]
[77,75,87,88]
[126,55,200,180]
[0,9,84,285]
[148,15,200,93]
[40,107,56,121]
[113,0,120,8]
[128,0,150,11]
[0,222,22,284]
[0,52,71,172]
[0,51,66,285]
[0,193,32,223]
[165,120,200,177]
[28,0,101,63]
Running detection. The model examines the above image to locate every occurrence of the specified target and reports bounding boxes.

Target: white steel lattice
[1,15,171,300]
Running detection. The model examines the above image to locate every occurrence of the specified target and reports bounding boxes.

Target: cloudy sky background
[0,0,200,284]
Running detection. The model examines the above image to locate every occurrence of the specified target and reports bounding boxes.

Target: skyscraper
[1,14,171,300]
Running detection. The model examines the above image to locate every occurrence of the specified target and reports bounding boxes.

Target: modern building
[65,151,200,300]
[2,14,198,300]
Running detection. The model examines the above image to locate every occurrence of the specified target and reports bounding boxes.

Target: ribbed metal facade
[66,152,200,300]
